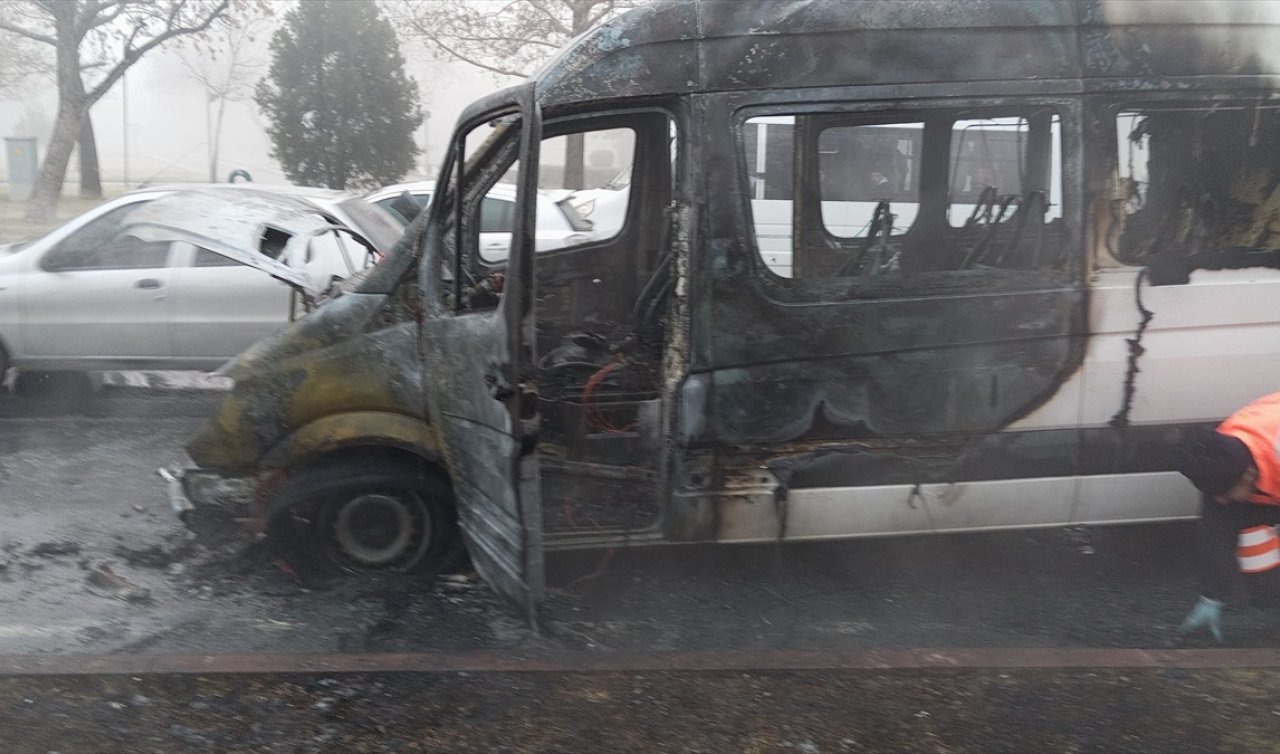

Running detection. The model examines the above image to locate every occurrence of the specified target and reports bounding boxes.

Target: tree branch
[0,19,55,46]
[75,0,139,42]
[437,31,562,50]
[428,36,529,78]
[526,0,573,38]
[585,0,624,28]
[398,0,641,78]
[119,15,145,56]
[81,2,132,38]
[85,0,229,104]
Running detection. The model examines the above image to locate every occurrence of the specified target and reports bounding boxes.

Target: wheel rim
[320,490,432,572]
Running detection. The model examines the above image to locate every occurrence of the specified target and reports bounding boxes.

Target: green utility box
[5,137,38,202]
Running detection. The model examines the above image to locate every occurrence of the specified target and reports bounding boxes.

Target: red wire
[581,354,635,434]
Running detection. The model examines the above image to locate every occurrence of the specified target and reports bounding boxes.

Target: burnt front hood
[186,292,395,471]
[217,290,388,381]
[124,189,337,297]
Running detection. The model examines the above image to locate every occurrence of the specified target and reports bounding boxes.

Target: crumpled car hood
[122,189,337,297]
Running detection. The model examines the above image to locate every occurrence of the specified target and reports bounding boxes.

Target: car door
[20,202,175,361]
[168,244,294,362]
[421,85,544,624]
[478,196,516,261]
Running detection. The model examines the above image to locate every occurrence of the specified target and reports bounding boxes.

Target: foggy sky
[0,24,516,192]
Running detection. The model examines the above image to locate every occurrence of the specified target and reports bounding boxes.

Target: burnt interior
[762,107,1068,280]
[531,112,673,535]
[686,98,1082,457]
[1113,101,1280,280]
[430,109,677,535]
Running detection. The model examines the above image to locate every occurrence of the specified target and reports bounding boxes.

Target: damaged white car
[0,186,401,379]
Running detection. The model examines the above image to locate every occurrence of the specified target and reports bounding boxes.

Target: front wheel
[268,457,461,579]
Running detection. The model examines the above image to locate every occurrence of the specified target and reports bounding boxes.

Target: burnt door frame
[421,84,545,624]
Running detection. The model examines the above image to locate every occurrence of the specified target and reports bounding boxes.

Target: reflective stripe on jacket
[1237,525,1280,573]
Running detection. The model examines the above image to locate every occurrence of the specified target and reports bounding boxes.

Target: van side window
[1113,103,1280,265]
[540,127,635,242]
[425,105,528,314]
[470,127,637,265]
[819,121,921,239]
[437,117,645,312]
[743,107,1065,282]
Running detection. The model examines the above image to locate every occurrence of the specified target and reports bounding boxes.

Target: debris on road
[439,572,479,593]
[114,537,194,569]
[29,541,82,558]
[86,564,153,604]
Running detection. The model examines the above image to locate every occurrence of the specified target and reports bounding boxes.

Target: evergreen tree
[256,0,421,190]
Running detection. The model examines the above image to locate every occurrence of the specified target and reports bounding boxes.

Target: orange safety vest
[1237,525,1280,573]
[1216,392,1280,506]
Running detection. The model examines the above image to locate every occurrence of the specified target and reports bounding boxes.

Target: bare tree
[2,9,106,200]
[178,9,270,183]
[0,30,53,98]
[394,0,644,187]
[0,25,56,192]
[0,0,230,222]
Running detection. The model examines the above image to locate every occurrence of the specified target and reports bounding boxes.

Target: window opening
[743,106,1065,283]
[194,248,240,267]
[743,116,798,275]
[531,113,674,512]
[259,227,291,260]
[1113,102,1280,267]
[42,202,169,271]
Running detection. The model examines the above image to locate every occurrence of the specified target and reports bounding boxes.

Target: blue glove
[1177,596,1225,643]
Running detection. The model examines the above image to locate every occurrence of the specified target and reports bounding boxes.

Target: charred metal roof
[533,0,1280,107]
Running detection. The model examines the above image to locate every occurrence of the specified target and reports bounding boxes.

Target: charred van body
[181,1,1280,621]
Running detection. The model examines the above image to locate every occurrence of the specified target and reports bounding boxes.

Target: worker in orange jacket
[1176,392,1280,643]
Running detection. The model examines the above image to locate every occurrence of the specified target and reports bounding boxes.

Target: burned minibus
[178,0,1280,619]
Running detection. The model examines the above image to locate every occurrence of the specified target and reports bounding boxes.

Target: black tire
[267,457,461,580]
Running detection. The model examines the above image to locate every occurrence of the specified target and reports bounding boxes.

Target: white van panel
[718,482,933,542]
[1012,266,1280,433]
[716,472,1198,545]
[719,476,1077,543]
[1080,266,1280,427]
[912,476,1077,533]
[1073,471,1200,524]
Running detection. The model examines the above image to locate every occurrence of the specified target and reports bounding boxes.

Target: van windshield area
[1114,103,1280,267]
[743,107,1065,281]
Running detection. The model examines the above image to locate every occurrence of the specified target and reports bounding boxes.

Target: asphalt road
[1,376,1277,661]
[6,376,1280,753]
[8,666,1280,754]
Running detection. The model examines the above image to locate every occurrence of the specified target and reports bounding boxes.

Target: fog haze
[0,27,514,193]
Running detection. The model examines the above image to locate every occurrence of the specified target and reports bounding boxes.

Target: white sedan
[363,180,596,260]
[0,185,402,377]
